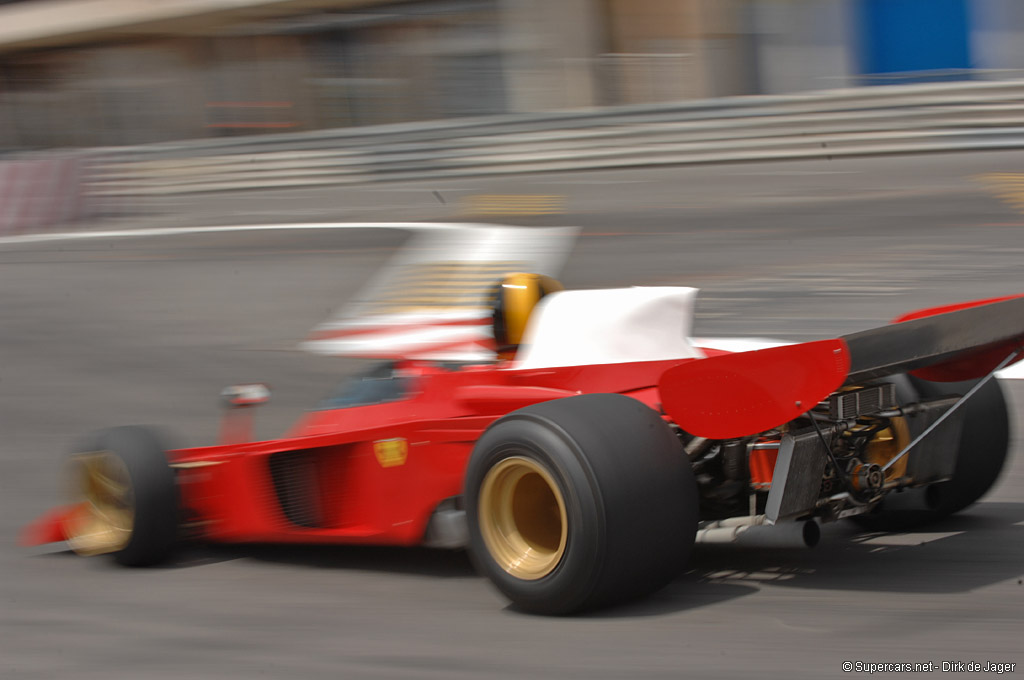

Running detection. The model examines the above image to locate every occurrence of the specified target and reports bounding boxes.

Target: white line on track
[857,531,964,546]
[0,221,467,247]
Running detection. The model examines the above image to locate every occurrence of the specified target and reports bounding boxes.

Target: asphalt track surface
[3,151,1024,679]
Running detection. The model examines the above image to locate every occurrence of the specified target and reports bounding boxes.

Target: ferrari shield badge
[373,439,408,468]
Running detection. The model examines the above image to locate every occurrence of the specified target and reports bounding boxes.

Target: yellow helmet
[490,273,564,354]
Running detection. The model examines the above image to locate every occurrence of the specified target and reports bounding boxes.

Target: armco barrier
[39,79,1024,205]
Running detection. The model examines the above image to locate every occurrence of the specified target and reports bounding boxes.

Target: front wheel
[64,426,179,566]
[465,394,698,615]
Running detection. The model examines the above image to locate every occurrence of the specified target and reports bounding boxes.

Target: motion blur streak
[0,221,461,246]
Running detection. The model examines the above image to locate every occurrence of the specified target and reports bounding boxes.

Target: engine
[684,382,965,524]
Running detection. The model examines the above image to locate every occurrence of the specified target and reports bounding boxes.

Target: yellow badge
[373,438,408,468]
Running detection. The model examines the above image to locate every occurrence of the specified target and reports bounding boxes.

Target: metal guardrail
[85,79,1024,198]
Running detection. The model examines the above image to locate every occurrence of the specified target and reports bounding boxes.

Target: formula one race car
[22,275,1023,615]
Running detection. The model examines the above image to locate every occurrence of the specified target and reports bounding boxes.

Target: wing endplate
[658,339,850,439]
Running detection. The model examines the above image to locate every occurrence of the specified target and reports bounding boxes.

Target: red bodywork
[189,358,684,546]
[24,357,692,549]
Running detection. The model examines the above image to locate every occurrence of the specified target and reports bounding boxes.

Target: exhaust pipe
[696,515,820,548]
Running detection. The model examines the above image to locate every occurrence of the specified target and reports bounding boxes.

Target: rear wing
[843,295,1024,383]
[660,295,1024,439]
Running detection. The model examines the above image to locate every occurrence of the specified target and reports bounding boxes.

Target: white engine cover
[513,287,705,370]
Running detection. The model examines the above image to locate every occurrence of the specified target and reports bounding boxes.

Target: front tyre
[465,394,697,615]
[65,426,179,566]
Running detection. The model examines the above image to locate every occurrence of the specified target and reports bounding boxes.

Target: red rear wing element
[660,294,1024,439]
[658,339,850,439]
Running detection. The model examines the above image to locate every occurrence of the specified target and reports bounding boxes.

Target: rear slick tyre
[853,375,1010,531]
[910,375,1010,516]
[465,393,697,615]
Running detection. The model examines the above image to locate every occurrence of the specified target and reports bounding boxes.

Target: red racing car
[22,275,1024,614]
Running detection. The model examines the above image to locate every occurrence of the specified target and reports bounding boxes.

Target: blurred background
[4,0,1024,234]
[2,0,1024,148]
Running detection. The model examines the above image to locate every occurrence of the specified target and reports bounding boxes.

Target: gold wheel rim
[478,456,568,580]
[865,417,912,480]
[65,452,135,556]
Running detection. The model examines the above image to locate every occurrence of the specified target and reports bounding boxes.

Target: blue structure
[856,0,972,82]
